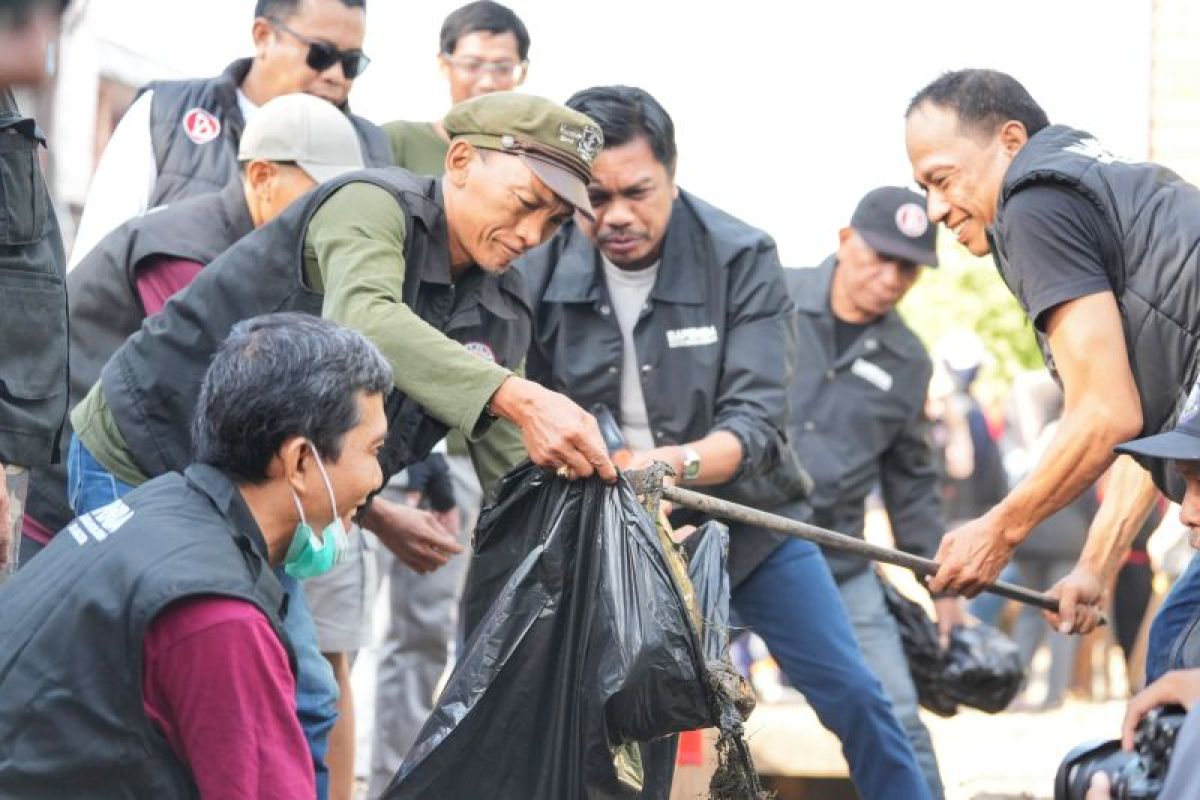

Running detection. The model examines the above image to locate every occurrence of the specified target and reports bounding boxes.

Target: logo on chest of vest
[182,107,222,145]
[666,325,719,349]
[464,341,496,363]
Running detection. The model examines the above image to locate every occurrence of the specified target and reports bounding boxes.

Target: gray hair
[192,313,392,483]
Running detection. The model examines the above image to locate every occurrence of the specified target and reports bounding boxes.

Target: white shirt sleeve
[67,90,159,269]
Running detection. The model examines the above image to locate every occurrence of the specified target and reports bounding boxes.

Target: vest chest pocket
[0,131,49,246]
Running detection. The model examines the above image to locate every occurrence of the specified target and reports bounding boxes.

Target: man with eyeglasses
[365,3,532,792]
[67,0,392,268]
[383,1,529,174]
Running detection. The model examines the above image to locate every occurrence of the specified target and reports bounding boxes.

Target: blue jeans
[66,434,136,518]
[733,538,931,800]
[67,435,337,799]
[837,569,944,799]
[1148,551,1200,683]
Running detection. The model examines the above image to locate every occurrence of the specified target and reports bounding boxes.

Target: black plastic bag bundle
[881,576,1025,716]
[942,622,1026,713]
[383,464,760,800]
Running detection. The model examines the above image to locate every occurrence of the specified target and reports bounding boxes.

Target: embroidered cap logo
[894,203,929,238]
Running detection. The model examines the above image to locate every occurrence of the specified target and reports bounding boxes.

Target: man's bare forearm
[1077,455,1159,580]
[991,401,1135,546]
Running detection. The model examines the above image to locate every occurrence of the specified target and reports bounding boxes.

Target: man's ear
[245,160,277,199]
[276,435,311,495]
[998,120,1029,157]
[837,226,853,246]
[251,17,274,58]
[445,139,478,188]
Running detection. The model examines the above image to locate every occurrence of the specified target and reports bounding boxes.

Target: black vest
[145,58,393,207]
[102,168,530,482]
[0,89,67,467]
[991,125,1200,500]
[25,181,254,533]
[0,464,293,798]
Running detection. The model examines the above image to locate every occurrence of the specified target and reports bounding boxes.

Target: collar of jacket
[183,463,272,562]
[541,191,711,306]
[214,176,256,235]
[183,462,289,623]
[419,177,527,318]
[0,87,43,141]
[794,254,922,360]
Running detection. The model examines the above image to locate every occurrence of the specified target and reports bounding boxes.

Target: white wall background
[56,0,1153,264]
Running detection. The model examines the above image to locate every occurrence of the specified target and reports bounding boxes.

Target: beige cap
[238,93,364,183]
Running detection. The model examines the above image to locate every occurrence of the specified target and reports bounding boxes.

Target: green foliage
[898,237,1046,406]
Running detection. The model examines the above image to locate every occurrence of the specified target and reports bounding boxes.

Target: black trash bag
[880,578,959,717]
[383,463,764,800]
[942,621,1025,713]
[881,576,1025,716]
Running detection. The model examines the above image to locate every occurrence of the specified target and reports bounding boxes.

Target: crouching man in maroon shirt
[0,313,390,800]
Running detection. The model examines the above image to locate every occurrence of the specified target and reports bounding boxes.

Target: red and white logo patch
[894,202,929,238]
[182,107,222,145]
[464,341,496,363]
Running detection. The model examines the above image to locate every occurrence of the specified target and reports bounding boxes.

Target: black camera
[1055,707,1187,799]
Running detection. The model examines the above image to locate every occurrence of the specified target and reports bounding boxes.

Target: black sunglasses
[270,19,371,79]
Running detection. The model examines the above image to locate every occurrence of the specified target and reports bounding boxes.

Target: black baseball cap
[1116,387,1200,461]
[850,186,939,267]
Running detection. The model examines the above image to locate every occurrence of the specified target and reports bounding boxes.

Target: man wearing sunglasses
[68,0,392,268]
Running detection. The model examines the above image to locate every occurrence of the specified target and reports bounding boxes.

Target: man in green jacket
[67,90,614,791]
[368,3,533,787]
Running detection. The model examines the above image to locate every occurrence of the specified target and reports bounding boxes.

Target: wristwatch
[681,446,702,481]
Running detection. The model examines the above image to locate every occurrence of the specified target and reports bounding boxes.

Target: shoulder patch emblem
[66,499,134,545]
[182,107,222,145]
[464,341,496,363]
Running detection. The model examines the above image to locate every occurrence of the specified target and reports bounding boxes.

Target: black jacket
[992,124,1200,501]
[0,464,292,798]
[0,89,67,467]
[519,190,808,585]
[26,181,254,533]
[786,258,945,583]
[145,58,393,207]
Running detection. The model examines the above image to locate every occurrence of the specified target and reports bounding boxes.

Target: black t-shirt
[833,316,869,355]
[998,183,1122,331]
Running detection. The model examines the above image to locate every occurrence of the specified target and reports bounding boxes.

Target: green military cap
[444,91,604,220]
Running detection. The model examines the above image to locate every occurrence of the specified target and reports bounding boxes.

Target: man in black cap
[783,186,962,798]
[1079,407,1200,799]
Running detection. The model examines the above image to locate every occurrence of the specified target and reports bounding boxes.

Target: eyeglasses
[441,55,528,83]
[270,19,371,80]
